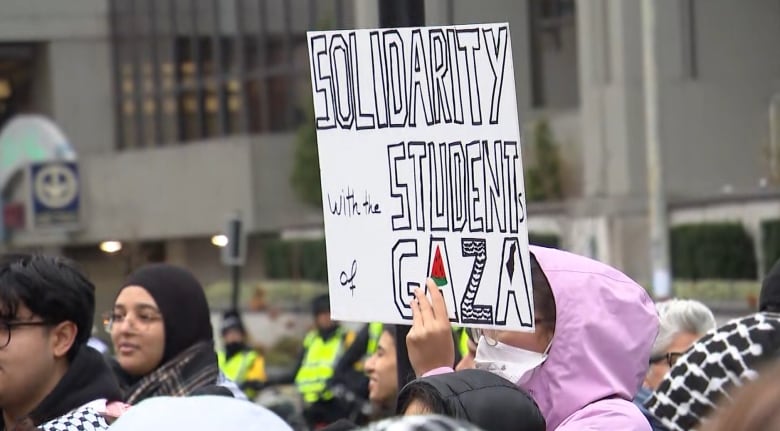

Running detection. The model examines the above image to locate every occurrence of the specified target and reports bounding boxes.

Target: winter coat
[397,368,545,431]
[524,246,659,431]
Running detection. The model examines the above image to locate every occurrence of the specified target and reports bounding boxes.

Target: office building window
[0,44,36,130]
[110,0,353,149]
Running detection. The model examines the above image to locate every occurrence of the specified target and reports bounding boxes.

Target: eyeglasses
[103,310,162,332]
[649,352,685,368]
[0,320,53,349]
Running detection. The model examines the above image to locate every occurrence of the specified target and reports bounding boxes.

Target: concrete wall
[0,0,108,41]
[659,0,780,198]
[579,0,645,198]
[250,134,324,233]
[78,138,257,241]
[48,39,115,156]
[580,0,780,199]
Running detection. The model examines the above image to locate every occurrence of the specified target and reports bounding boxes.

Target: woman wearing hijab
[106,263,230,403]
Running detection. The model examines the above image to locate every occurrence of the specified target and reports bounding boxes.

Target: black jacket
[396,369,546,431]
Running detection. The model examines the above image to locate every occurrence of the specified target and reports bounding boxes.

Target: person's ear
[50,321,78,358]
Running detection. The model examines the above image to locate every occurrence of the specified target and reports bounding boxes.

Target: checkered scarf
[645,312,780,431]
[125,341,220,404]
[357,415,484,431]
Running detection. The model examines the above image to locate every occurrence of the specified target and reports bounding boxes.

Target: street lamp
[99,241,123,254]
[211,234,228,248]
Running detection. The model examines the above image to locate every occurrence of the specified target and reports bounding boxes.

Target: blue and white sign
[29,161,80,229]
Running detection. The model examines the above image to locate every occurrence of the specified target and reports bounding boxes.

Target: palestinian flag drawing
[430,245,448,286]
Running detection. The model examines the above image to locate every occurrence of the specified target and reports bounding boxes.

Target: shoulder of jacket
[558,399,651,431]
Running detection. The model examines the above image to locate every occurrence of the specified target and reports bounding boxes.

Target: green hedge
[671,223,757,280]
[263,239,328,282]
[529,232,561,248]
[762,219,780,274]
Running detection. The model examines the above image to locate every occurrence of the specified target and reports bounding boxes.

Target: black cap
[312,293,330,315]
[221,310,246,335]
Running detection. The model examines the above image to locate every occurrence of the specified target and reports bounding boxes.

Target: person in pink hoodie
[406,246,660,431]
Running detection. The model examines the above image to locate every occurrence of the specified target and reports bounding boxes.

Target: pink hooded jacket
[525,246,659,430]
[426,246,659,430]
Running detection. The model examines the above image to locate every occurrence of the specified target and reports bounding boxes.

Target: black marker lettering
[429,30,453,124]
[448,142,467,232]
[408,29,434,127]
[369,31,389,128]
[456,29,483,125]
[503,141,520,234]
[446,29,465,124]
[383,30,407,127]
[330,34,354,129]
[483,140,507,233]
[388,143,411,231]
[310,35,336,129]
[408,142,427,231]
[351,32,375,130]
[495,237,533,327]
[461,238,493,324]
[429,142,450,231]
[482,27,509,124]
[392,239,419,320]
[466,140,484,233]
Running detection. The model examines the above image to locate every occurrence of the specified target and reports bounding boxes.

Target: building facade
[0,0,778,313]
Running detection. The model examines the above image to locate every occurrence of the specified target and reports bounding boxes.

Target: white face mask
[474,336,549,387]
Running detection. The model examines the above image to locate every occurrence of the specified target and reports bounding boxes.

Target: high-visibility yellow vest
[218,350,260,384]
[294,328,348,404]
[453,326,470,357]
[366,322,384,356]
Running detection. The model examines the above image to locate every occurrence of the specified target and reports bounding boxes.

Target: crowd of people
[2,247,780,430]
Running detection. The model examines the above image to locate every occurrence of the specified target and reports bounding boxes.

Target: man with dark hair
[0,254,125,430]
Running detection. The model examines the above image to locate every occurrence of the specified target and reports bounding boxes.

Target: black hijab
[119,263,214,365]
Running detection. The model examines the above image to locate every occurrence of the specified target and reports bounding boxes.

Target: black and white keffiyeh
[645,312,780,431]
[38,405,110,431]
[357,415,484,431]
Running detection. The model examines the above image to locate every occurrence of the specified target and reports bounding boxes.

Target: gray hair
[651,299,717,357]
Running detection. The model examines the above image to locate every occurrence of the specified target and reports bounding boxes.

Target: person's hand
[406,278,455,377]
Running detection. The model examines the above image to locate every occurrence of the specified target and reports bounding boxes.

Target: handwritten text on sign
[308,23,535,331]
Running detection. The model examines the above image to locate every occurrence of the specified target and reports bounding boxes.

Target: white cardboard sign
[307,23,534,331]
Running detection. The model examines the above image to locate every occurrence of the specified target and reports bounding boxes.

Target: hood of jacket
[523,246,659,430]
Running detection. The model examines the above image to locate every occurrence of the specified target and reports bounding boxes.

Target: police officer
[217,310,267,399]
[267,294,355,428]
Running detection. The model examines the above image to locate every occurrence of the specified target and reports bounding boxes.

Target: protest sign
[307,23,534,330]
